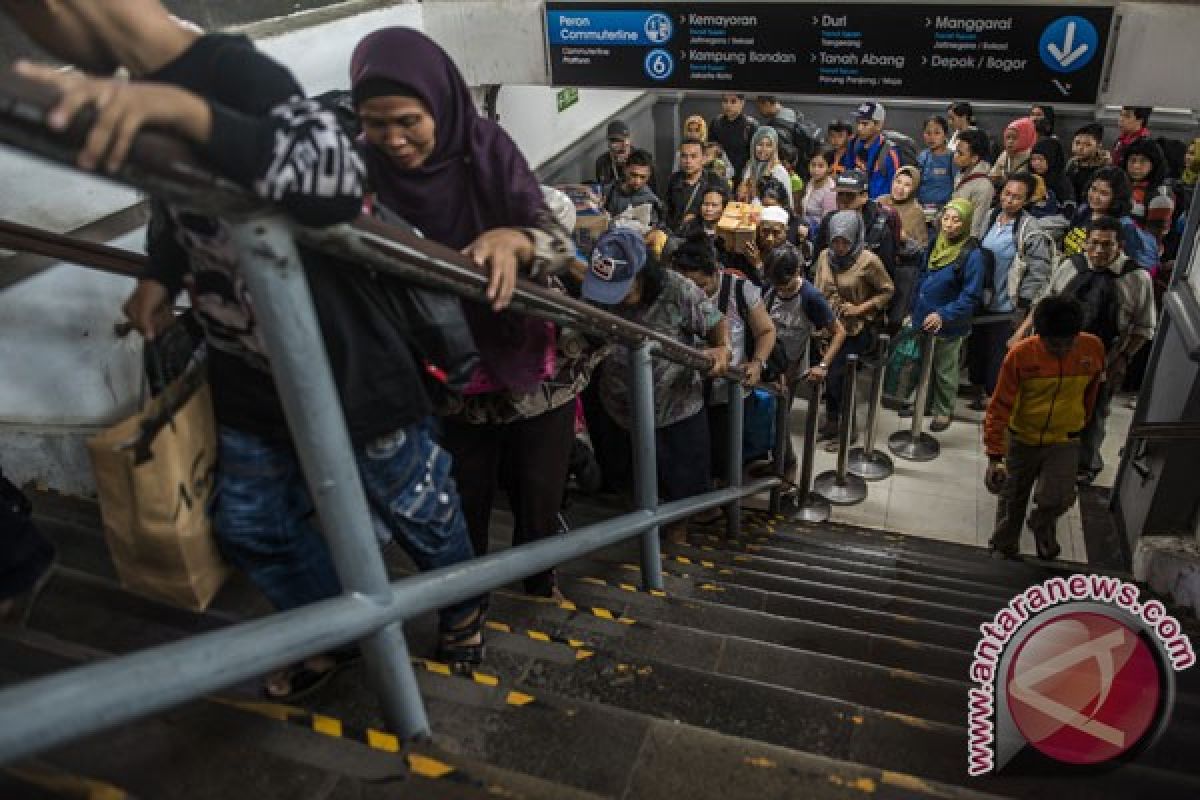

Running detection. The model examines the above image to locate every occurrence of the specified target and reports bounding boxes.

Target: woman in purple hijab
[351,28,578,600]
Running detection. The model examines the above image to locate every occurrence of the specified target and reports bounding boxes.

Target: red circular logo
[1005,612,1162,765]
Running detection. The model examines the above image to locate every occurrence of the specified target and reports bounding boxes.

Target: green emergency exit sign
[556,87,579,112]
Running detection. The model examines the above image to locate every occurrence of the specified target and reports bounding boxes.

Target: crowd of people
[583,94,1188,561]
[0,2,1194,695]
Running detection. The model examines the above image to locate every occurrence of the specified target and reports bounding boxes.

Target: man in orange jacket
[984,296,1105,560]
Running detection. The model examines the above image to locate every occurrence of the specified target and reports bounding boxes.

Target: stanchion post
[848,333,895,481]
[769,385,791,514]
[814,355,868,505]
[887,330,941,462]
[785,379,831,522]
[630,341,665,591]
[725,377,744,539]
[229,216,429,740]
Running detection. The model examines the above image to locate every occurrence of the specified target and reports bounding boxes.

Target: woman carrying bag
[899,199,986,432]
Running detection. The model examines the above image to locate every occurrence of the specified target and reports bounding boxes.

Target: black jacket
[664,170,730,233]
[145,34,431,444]
[709,113,757,182]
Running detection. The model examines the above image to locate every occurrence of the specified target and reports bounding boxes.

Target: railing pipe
[229,215,430,739]
[630,341,664,591]
[725,378,744,539]
[0,475,779,765]
[769,385,792,513]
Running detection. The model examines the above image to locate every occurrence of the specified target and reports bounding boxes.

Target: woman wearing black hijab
[351,28,579,607]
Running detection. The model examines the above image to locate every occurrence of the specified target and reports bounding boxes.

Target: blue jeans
[211,418,481,630]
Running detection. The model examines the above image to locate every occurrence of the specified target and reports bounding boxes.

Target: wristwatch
[818,361,828,370]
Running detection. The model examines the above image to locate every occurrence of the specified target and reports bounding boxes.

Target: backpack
[882,130,919,168]
[1063,253,1139,350]
[718,273,789,382]
[983,210,1058,308]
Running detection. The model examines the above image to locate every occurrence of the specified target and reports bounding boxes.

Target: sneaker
[929,415,952,432]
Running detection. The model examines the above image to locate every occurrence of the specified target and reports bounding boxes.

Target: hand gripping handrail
[0,70,782,759]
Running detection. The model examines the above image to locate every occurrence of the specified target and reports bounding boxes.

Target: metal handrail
[0,71,784,759]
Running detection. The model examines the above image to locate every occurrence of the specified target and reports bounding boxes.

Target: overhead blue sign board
[545,3,1116,103]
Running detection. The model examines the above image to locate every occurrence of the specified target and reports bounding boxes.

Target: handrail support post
[630,341,664,590]
[229,215,429,739]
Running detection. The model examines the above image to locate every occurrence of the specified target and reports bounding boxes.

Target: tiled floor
[776,387,1134,564]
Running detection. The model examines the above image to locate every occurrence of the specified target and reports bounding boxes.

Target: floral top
[599,270,722,429]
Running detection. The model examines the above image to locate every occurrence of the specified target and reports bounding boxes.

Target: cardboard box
[573,211,610,256]
[717,202,760,253]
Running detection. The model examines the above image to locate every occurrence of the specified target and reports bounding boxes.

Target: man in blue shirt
[968,173,1055,408]
[844,101,900,201]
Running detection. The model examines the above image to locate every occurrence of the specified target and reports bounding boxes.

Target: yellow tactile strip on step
[3,763,133,800]
[211,697,475,784]
[411,658,541,708]
[485,620,595,660]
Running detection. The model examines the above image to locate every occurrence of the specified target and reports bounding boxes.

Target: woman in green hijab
[902,199,986,431]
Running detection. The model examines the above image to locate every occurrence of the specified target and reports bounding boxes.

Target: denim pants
[211,418,481,630]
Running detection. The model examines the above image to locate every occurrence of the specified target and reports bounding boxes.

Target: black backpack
[718,273,789,382]
[1063,254,1139,350]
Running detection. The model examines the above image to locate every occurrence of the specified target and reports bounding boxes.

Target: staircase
[4,492,1200,799]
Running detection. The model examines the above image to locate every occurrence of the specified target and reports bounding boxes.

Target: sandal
[263,646,361,702]
[436,608,486,668]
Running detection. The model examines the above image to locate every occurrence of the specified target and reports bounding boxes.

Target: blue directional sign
[547,10,674,46]
[1039,16,1100,73]
[546,3,1114,103]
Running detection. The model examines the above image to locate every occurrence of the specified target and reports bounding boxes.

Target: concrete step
[312,627,1200,800]
[580,548,1001,625]
[0,626,1007,800]
[555,563,984,652]
[0,629,603,800]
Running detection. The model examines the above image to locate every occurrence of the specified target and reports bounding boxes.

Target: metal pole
[725,378,744,539]
[630,341,664,591]
[769,385,792,513]
[785,379,831,521]
[228,216,430,740]
[848,334,895,481]
[888,331,941,462]
[814,355,868,505]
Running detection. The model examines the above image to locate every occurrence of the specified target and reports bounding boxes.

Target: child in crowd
[704,141,729,181]
[1122,138,1176,250]
[917,115,955,211]
[779,143,805,212]
[800,150,838,240]
[1066,123,1110,203]
[991,117,1036,189]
